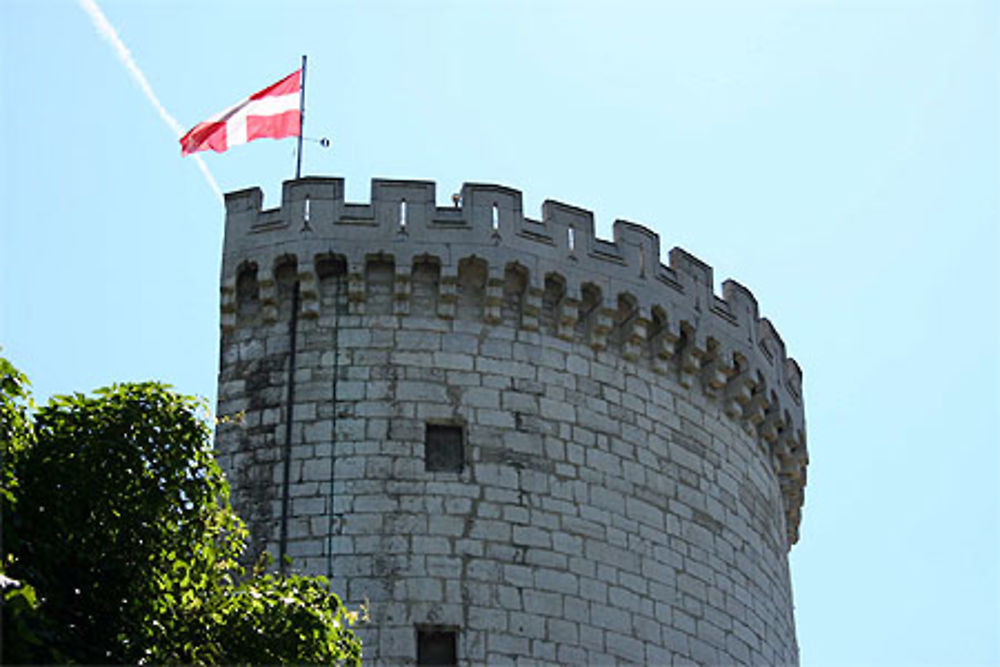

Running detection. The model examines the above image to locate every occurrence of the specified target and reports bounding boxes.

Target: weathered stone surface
[216,177,807,666]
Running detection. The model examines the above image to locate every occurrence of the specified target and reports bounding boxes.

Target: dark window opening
[425,424,464,473]
[417,627,457,666]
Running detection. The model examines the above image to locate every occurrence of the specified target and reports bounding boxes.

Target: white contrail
[77,0,223,202]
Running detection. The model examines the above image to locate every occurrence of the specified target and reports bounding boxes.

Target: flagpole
[295,54,307,180]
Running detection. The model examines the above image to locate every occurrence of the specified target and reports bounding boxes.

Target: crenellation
[744,383,770,437]
[760,403,784,446]
[438,269,458,319]
[257,272,278,323]
[723,362,755,421]
[676,324,705,390]
[522,284,543,332]
[484,271,504,325]
[701,340,736,399]
[216,176,808,666]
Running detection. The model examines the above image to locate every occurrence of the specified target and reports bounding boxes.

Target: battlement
[220,177,808,544]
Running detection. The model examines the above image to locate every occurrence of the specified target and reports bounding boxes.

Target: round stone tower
[215,177,808,665]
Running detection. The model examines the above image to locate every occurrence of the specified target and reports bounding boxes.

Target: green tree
[0,359,361,664]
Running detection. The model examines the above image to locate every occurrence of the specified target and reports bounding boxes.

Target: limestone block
[218,177,808,666]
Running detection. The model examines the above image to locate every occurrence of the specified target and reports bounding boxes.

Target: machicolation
[215,176,809,665]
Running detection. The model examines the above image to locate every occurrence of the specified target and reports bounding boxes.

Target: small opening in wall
[424,423,464,473]
[639,242,646,277]
[304,195,311,223]
[417,627,457,667]
[400,199,408,229]
[568,226,576,252]
[491,203,499,232]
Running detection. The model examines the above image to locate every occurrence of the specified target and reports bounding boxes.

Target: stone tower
[215,177,808,665]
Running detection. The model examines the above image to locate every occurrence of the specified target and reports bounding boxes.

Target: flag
[180,69,301,156]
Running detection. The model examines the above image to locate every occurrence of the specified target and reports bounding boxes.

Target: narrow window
[491,203,499,232]
[417,627,457,666]
[639,242,646,277]
[304,195,311,223]
[424,424,464,473]
[568,226,575,252]
[400,199,408,229]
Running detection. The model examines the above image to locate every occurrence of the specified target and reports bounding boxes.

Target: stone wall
[215,177,807,665]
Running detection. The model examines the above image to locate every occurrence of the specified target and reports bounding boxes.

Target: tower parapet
[216,177,808,665]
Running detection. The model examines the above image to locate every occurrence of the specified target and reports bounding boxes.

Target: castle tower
[215,177,808,665]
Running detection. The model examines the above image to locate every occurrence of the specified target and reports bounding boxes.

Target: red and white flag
[180,69,301,156]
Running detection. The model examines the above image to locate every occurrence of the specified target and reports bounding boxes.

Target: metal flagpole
[295,54,307,180]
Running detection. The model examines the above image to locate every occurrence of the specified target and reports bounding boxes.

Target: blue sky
[1,1,997,664]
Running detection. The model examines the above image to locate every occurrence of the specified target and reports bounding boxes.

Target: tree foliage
[0,359,361,664]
